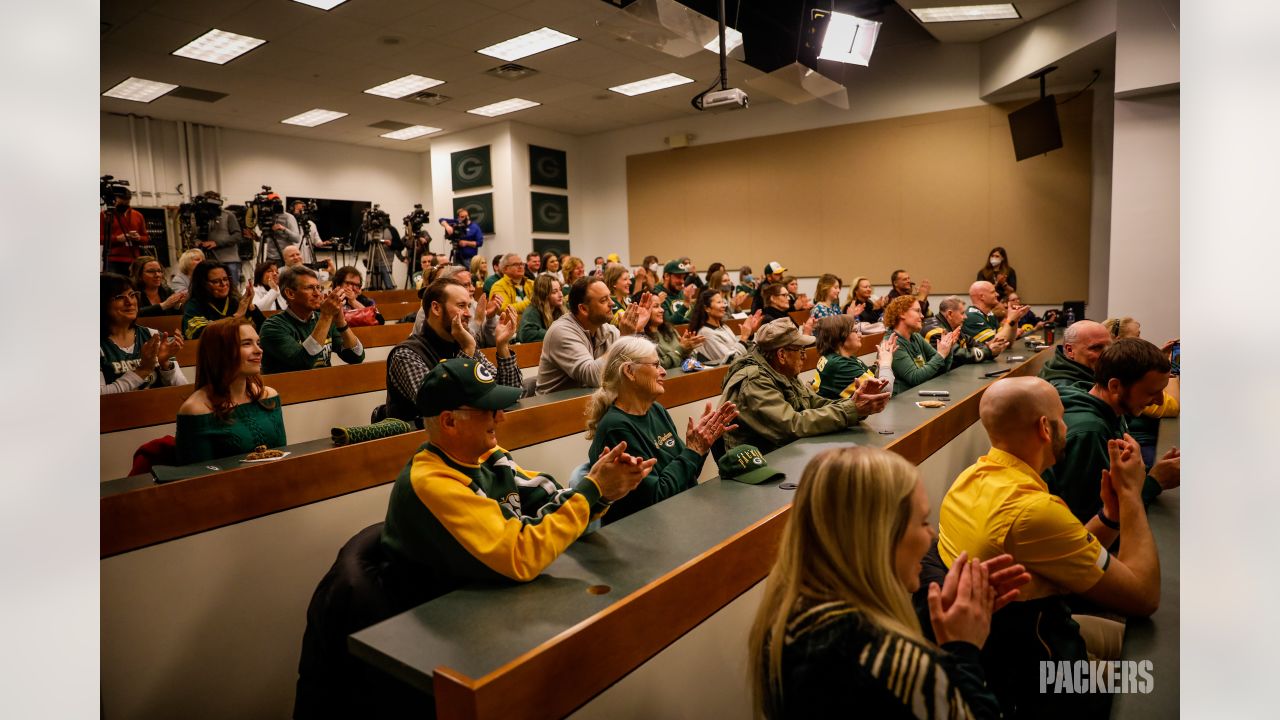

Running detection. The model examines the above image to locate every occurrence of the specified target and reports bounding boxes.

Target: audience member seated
[182,260,265,339]
[1042,338,1180,522]
[750,261,786,313]
[176,318,285,464]
[131,256,187,316]
[844,276,888,327]
[760,282,794,322]
[963,281,1026,351]
[100,273,188,394]
[658,259,697,324]
[252,261,288,312]
[332,266,385,325]
[781,276,812,312]
[539,251,563,282]
[680,257,704,292]
[885,296,958,395]
[483,256,503,294]
[934,377,1160,717]
[751,446,1022,719]
[282,244,334,284]
[537,277,650,394]
[923,295,1008,365]
[525,252,542,277]
[411,253,436,290]
[976,246,1017,298]
[688,289,762,365]
[468,255,488,293]
[812,315,896,400]
[170,248,205,294]
[561,255,586,285]
[1004,291,1042,335]
[386,278,520,426]
[603,263,632,321]
[808,274,845,320]
[735,265,757,310]
[886,269,932,317]
[518,274,563,343]
[259,266,366,374]
[1101,316,1180,465]
[490,253,534,314]
[720,318,889,454]
[629,266,656,301]
[584,337,738,525]
[641,303,703,369]
[415,265,502,347]
[1038,319,1112,391]
[380,358,654,585]
[705,267,731,299]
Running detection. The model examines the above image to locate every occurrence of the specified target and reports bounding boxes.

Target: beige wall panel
[626,102,1093,301]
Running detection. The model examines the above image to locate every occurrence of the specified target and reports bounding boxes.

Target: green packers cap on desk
[415,358,521,417]
[718,444,785,485]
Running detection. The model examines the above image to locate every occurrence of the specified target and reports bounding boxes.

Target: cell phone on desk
[983,369,1012,378]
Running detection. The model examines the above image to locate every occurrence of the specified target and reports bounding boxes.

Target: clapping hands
[684,402,739,455]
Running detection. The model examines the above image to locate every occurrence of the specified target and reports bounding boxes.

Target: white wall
[1115,0,1180,96]
[1089,80,1116,316]
[979,0,1118,98]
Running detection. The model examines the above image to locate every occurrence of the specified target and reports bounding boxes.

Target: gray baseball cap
[754,318,816,352]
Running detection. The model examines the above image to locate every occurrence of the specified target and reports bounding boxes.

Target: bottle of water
[1066,307,1076,325]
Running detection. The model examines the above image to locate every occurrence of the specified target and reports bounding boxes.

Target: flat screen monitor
[287,197,371,243]
[1008,95,1063,161]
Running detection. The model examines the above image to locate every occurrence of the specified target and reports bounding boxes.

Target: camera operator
[402,204,432,272]
[289,199,327,264]
[440,208,483,266]
[100,182,150,275]
[193,191,245,289]
[255,191,300,265]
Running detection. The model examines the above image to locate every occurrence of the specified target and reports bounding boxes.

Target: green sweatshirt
[518,304,551,343]
[813,353,872,400]
[648,327,688,369]
[961,305,1000,344]
[1041,386,1164,522]
[1038,346,1095,391]
[588,403,706,525]
[890,331,953,395]
[259,309,365,374]
[662,283,690,324]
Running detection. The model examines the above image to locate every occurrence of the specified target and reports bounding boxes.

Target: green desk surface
[1112,418,1179,718]
[349,354,1035,693]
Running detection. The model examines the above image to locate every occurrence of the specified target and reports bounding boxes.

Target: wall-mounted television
[287,196,372,242]
[1008,95,1063,161]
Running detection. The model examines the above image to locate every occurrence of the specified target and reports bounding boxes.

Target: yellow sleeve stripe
[973,329,996,343]
[410,460,589,582]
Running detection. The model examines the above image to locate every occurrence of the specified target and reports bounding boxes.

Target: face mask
[649,262,660,274]
[989,257,1001,267]
[743,274,754,283]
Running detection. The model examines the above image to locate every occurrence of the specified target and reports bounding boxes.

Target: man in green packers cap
[718,444,785,485]
[660,259,697,324]
[380,358,656,585]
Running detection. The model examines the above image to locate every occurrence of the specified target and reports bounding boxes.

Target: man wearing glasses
[720,318,890,454]
[381,358,655,585]
[259,265,365,374]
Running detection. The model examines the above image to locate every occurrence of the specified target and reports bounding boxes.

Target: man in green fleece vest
[381,358,655,586]
[1038,319,1112,391]
[885,295,959,395]
[1042,338,1181,522]
[260,265,365,374]
[962,280,1027,349]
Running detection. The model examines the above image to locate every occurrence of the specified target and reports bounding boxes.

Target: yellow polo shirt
[938,447,1109,602]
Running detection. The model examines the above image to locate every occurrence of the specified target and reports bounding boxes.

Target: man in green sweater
[923,296,1007,365]
[660,259,696,324]
[260,265,365,374]
[962,280,1026,348]
[1038,319,1112,391]
[885,295,958,395]
[1042,338,1181,522]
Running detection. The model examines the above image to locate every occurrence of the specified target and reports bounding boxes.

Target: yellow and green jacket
[381,442,608,584]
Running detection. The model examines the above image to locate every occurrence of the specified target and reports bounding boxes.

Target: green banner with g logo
[451,146,491,191]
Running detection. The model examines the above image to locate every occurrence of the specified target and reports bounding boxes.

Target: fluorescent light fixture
[281,108,348,127]
[364,74,445,99]
[102,76,178,103]
[816,12,881,67]
[291,0,349,9]
[609,73,694,96]
[703,27,744,55]
[172,29,266,65]
[477,27,577,61]
[380,125,442,140]
[467,98,540,117]
[912,4,1020,23]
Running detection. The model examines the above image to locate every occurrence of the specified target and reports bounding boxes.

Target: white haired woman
[749,446,1030,719]
[584,336,739,525]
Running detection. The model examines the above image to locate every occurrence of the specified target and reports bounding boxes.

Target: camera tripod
[363,228,395,291]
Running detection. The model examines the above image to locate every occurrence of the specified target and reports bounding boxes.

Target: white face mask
[648,262,661,274]
[989,257,1002,268]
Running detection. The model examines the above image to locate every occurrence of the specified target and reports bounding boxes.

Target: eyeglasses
[112,291,139,302]
[342,280,362,289]
[299,284,324,292]
[629,360,662,370]
[782,346,809,356]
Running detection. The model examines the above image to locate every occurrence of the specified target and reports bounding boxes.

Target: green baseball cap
[663,259,690,276]
[718,444,784,485]
[415,358,521,417]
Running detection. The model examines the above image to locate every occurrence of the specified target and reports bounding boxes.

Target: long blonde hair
[748,447,923,718]
[584,336,656,439]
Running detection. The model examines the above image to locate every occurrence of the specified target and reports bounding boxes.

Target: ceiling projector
[695,87,748,113]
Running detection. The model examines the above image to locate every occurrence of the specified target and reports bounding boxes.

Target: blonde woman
[748,447,1027,719]
[518,275,564,343]
[469,255,488,291]
[584,336,738,525]
[170,248,205,294]
[561,255,586,285]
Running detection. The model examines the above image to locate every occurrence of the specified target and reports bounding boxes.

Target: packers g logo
[913,355,925,369]
[752,457,763,466]
[457,156,483,181]
[657,432,676,448]
[475,363,495,383]
[536,156,561,180]
[537,200,563,225]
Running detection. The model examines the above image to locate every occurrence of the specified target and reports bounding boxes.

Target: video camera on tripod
[401,203,431,263]
[362,204,392,233]
[245,186,287,263]
[177,193,224,248]
[100,175,131,207]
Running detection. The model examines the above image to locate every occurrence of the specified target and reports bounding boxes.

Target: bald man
[1038,319,1112,391]
[962,280,1025,352]
[933,376,1161,717]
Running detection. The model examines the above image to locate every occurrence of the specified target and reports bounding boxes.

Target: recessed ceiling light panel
[912,4,1021,23]
[103,77,178,103]
[281,108,348,127]
[172,29,266,65]
[477,27,577,61]
[609,73,694,97]
[466,98,541,117]
[364,74,445,99]
[380,125,442,140]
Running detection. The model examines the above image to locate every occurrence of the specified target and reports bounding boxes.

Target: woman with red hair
[175,317,285,464]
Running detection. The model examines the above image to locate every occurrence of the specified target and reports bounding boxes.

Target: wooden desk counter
[349,349,1051,719]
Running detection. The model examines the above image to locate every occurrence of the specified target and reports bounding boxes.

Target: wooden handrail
[100,335,866,558]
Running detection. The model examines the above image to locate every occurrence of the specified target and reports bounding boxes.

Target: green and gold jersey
[812,353,874,400]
